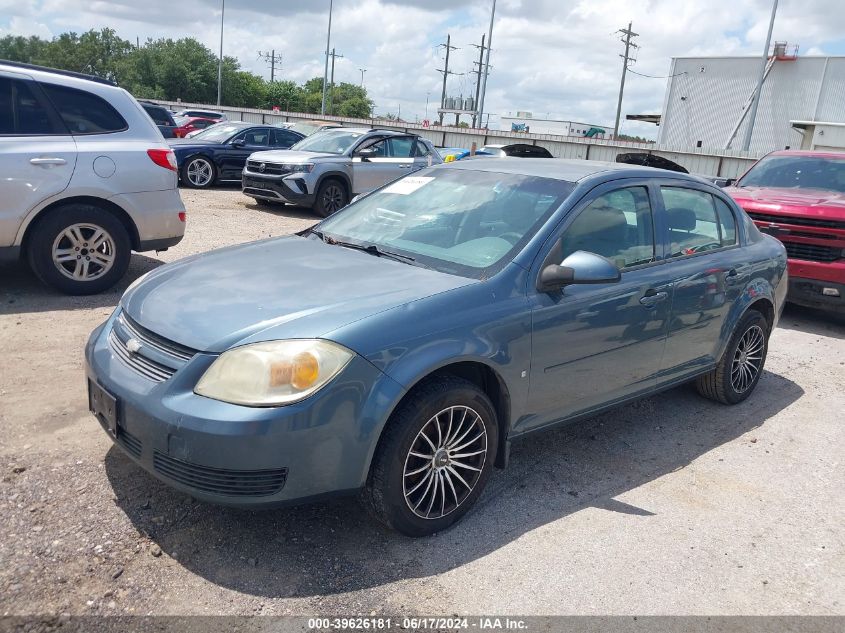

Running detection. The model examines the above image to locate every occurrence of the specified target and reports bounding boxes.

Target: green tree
[265,80,303,111]
[0,35,48,63]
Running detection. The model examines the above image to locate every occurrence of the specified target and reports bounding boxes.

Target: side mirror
[231,138,246,148]
[355,147,378,161]
[723,178,736,187]
[537,250,621,292]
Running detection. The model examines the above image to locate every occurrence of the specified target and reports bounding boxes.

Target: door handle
[30,157,67,167]
[725,269,741,284]
[639,289,669,307]
[398,164,413,169]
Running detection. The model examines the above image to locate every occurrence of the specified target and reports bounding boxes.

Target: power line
[626,67,687,79]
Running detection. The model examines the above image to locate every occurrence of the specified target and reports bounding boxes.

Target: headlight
[194,339,353,406]
[280,163,314,174]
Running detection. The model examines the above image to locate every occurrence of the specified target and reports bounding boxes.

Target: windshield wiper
[328,237,416,264]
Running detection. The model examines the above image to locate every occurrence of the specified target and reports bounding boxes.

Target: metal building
[499,112,610,138]
[657,49,845,153]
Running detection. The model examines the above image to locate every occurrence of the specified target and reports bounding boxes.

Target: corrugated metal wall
[658,56,845,152]
[155,100,762,178]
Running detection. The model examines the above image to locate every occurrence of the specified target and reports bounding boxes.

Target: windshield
[291,129,365,154]
[189,123,245,143]
[315,168,574,278]
[739,154,845,193]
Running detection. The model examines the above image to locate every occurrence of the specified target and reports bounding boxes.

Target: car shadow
[105,370,803,599]
[243,199,319,222]
[777,304,845,340]
[1,254,165,315]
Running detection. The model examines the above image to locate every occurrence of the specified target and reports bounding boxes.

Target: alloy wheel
[322,184,345,214]
[51,223,116,282]
[186,158,213,187]
[403,405,488,520]
[731,324,765,393]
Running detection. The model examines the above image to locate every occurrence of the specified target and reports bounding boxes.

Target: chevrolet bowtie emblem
[126,338,142,354]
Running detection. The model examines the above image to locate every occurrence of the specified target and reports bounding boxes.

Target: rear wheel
[181,156,216,188]
[313,178,348,218]
[696,309,769,404]
[362,377,498,537]
[27,204,131,295]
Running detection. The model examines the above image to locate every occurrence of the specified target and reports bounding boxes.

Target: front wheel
[362,377,498,537]
[696,309,770,404]
[181,156,216,189]
[313,179,348,218]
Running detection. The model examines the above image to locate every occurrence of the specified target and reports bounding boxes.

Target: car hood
[248,150,338,163]
[121,236,474,353]
[725,186,845,220]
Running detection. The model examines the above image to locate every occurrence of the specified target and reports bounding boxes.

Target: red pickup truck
[724,150,845,313]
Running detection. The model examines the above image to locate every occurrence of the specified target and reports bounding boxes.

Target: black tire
[313,178,348,218]
[361,376,498,537]
[696,309,770,404]
[180,156,216,189]
[27,204,132,295]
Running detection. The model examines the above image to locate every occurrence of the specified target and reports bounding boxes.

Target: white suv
[0,62,186,295]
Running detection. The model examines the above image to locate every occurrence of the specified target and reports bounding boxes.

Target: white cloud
[3,0,845,139]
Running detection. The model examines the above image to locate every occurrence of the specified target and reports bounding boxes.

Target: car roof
[0,60,117,86]
[440,157,708,183]
[334,127,419,138]
[768,149,845,159]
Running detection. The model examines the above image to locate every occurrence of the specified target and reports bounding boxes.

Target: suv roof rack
[0,60,117,86]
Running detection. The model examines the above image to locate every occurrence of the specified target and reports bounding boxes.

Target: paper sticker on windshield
[383,176,434,195]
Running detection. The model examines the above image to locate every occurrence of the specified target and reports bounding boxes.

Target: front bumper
[242,173,316,207]
[787,276,845,313]
[85,313,405,507]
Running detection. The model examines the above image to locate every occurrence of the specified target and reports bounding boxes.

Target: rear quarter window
[39,83,127,134]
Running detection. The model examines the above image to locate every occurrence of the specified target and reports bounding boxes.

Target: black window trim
[39,80,128,136]
[0,76,69,137]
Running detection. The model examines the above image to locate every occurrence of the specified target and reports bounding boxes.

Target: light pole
[477,0,496,130]
[359,68,366,87]
[425,91,430,119]
[321,0,334,115]
[742,0,779,151]
[216,0,225,106]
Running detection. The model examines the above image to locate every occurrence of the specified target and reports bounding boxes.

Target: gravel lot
[0,187,843,617]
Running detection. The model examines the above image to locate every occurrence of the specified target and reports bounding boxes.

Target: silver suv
[242,128,441,217]
[0,62,186,295]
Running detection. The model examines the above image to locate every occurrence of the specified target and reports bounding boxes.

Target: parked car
[723,150,845,313]
[138,100,178,139]
[282,119,343,137]
[437,147,471,161]
[172,115,218,138]
[174,109,226,121]
[169,122,304,188]
[478,143,554,158]
[616,152,689,173]
[0,61,185,295]
[86,159,787,536]
[242,128,441,216]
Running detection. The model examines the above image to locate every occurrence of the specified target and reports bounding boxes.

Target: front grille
[118,430,142,458]
[243,186,283,199]
[118,313,195,361]
[246,160,285,175]
[109,331,175,382]
[153,451,287,497]
[747,211,845,231]
[783,242,842,263]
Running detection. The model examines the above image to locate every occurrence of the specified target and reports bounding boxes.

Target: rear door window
[0,77,66,135]
[660,187,723,257]
[388,136,415,158]
[39,83,127,134]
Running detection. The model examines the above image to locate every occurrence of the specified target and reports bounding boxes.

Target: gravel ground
[0,187,843,617]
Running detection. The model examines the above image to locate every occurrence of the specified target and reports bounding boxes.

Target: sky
[3,0,845,139]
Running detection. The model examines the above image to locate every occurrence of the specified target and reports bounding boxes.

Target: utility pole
[328,48,344,115]
[258,50,283,82]
[742,0,779,151]
[477,0,496,130]
[425,91,430,119]
[470,34,487,128]
[321,0,333,115]
[613,21,639,140]
[359,68,366,87]
[216,0,225,106]
[436,34,458,125]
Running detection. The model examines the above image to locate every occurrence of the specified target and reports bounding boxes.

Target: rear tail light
[178,212,186,222]
[147,149,178,171]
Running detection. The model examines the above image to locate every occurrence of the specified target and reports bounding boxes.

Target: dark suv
[139,100,177,139]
